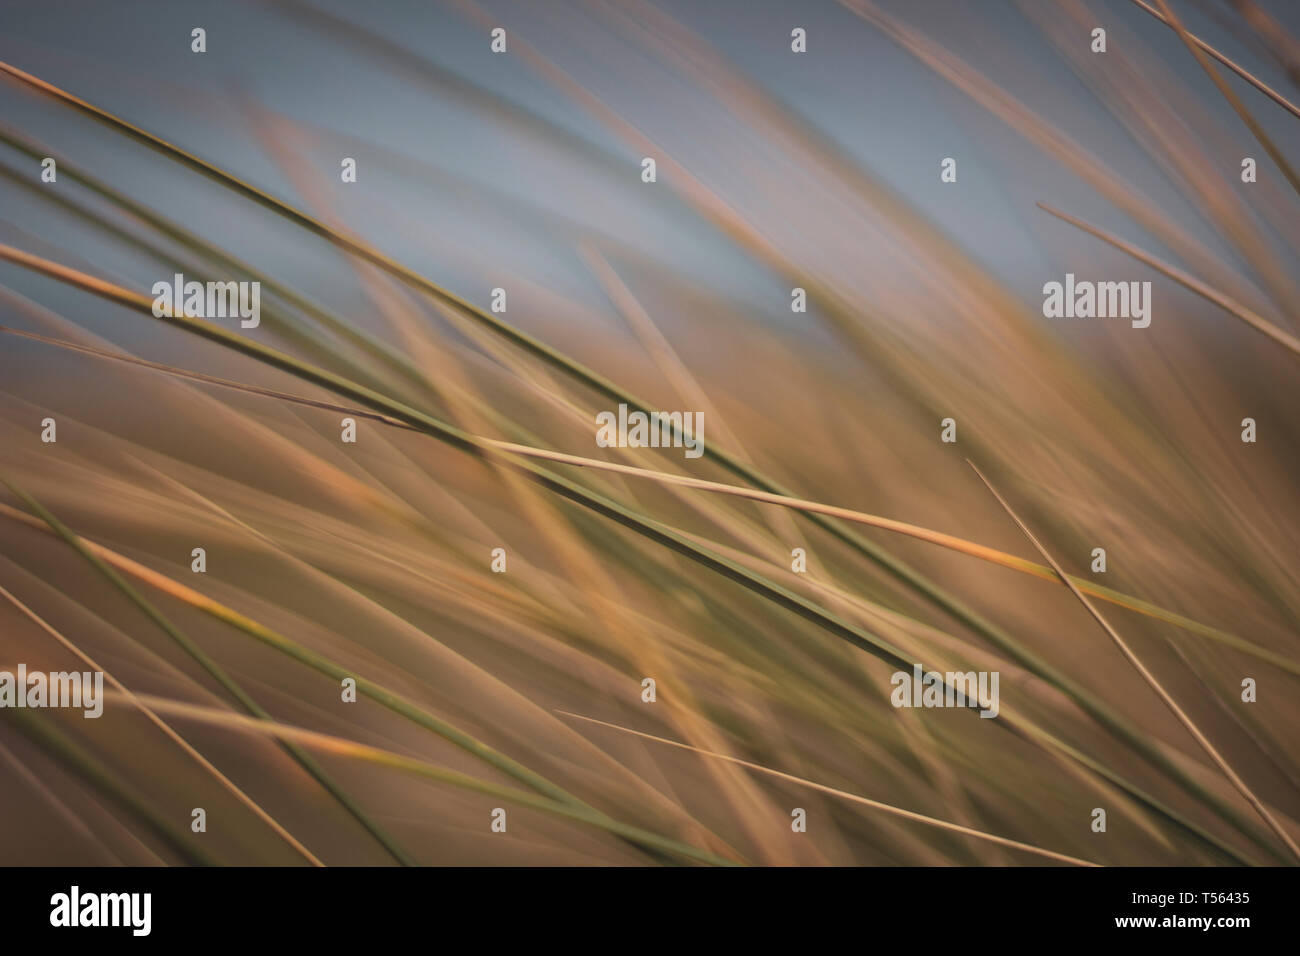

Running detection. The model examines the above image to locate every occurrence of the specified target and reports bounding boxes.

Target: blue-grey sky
[1,0,1298,350]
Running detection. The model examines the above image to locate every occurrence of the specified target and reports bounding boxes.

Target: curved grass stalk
[1036,202,1300,359]
[114,693,739,867]
[0,583,324,865]
[970,461,1300,863]
[0,61,1251,856]
[1125,0,1300,120]
[1151,0,1300,198]
[0,241,1275,862]
[0,501,733,866]
[2,707,215,865]
[0,129,433,405]
[0,478,416,866]
[557,710,1099,866]
[7,323,1291,679]
[0,56,1118,674]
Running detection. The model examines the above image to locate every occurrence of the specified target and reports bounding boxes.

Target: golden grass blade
[0,45,1093,680]
[0,326,414,429]
[108,693,741,867]
[0,583,324,865]
[447,14,1288,862]
[557,710,1099,866]
[0,122,455,407]
[4,3,1293,869]
[968,460,1300,863]
[1151,0,1300,197]
[0,242,1273,862]
[0,738,131,864]
[1127,0,1300,120]
[849,0,1298,331]
[1226,0,1300,90]
[1036,201,1300,358]
[7,323,1286,675]
[3,493,1264,865]
[0,478,417,865]
[578,243,808,551]
[1,707,215,865]
[0,498,732,862]
[4,60,1230,859]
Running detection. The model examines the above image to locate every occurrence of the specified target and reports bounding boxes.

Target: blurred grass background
[0,0,1297,865]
